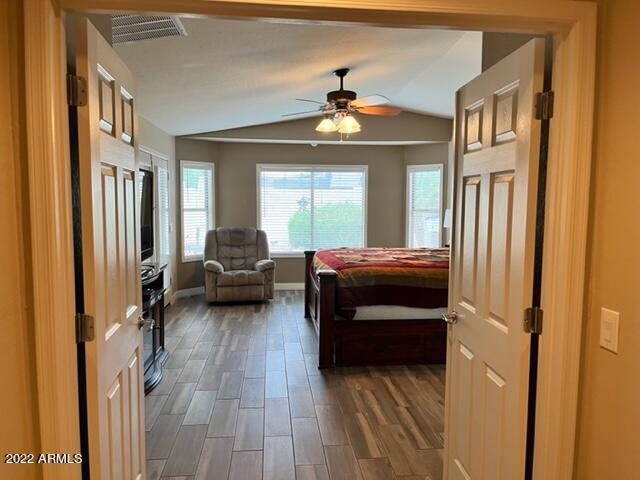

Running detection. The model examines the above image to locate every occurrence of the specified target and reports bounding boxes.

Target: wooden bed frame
[304,250,447,368]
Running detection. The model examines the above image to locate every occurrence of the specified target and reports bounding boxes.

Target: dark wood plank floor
[146,290,445,480]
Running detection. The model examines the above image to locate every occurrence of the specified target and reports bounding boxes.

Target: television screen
[140,169,154,261]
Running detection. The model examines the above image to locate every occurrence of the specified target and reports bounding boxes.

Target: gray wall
[139,116,175,159]
[88,14,112,45]
[175,139,450,288]
[218,142,406,284]
[481,32,538,71]
[190,111,453,144]
[175,139,220,289]
[137,116,177,299]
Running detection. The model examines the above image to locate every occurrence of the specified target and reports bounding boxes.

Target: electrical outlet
[599,307,620,353]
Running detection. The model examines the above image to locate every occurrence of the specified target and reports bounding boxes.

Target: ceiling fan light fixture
[315,117,338,132]
[337,114,361,134]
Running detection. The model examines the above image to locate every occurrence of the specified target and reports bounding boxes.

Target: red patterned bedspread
[312,247,449,319]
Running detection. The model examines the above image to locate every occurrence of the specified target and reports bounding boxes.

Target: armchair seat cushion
[217,270,265,287]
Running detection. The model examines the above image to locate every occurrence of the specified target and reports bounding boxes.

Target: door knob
[442,311,458,325]
[137,317,155,331]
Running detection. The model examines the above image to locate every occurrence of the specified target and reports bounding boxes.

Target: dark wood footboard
[304,250,314,319]
[304,250,336,368]
[303,250,447,368]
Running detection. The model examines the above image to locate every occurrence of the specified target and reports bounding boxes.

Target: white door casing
[19,2,596,480]
[445,39,544,480]
[137,148,173,301]
[75,18,145,480]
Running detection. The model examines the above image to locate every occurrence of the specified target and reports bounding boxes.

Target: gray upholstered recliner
[203,227,275,303]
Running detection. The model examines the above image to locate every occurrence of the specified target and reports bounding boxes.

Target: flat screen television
[140,168,154,261]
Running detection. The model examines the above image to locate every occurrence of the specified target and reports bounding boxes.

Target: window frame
[405,163,444,248]
[180,160,215,263]
[256,163,368,257]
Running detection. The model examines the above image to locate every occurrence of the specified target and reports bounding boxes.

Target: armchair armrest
[255,259,276,272]
[204,260,224,273]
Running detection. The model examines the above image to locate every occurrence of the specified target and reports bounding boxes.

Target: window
[257,164,367,254]
[181,161,214,261]
[157,166,171,263]
[406,164,443,248]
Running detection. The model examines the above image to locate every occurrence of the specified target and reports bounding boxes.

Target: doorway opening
[46,1,596,478]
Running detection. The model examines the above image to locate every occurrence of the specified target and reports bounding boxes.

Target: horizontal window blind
[158,166,171,262]
[181,161,214,260]
[258,165,367,253]
[407,165,443,248]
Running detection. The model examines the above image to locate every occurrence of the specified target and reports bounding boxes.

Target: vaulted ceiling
[115,17,481,136]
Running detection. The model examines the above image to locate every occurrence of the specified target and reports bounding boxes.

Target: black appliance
[139,168,154,261]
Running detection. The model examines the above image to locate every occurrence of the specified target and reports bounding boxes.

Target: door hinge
[75,313,95,343]
[67,74,88,107]
[535,90,554,120]
[524,307,543,335]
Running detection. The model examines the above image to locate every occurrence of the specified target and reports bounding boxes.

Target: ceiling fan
[283,68,402,134]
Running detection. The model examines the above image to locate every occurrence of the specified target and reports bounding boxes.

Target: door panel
[102,166,121,336]
[75,18,144,480]
[452,341,474,479]
[487,173,514,331]
[123,170,138,315]
[106,377,124,479]
[481,366,506,480]
[445,39,544,480]
[460,177,480,310]
[127,351,143,479]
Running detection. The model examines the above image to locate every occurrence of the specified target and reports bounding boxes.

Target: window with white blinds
[406,164,443,248]
[157,166,171,263]
[257,164,367,254]
[181,161,214,261]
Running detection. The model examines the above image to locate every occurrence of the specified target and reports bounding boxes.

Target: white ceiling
[115,18,481,136]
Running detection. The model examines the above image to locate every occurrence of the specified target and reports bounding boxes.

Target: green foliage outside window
[288,201,362,249]
[412,169,441,210]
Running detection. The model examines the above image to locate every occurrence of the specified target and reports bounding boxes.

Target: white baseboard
[174,286,205,299]
[164,288,175,307]
[275,282,304,290]
[175,284,302,297]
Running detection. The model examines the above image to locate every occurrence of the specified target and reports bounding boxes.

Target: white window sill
[271,252,306,259]
[181,256,202,264]
[182,253,304,262]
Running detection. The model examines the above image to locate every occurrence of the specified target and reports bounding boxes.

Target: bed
[304,247,449,368]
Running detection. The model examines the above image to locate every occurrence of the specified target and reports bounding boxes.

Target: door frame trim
[23,2,81,479]
[23,1,596,479]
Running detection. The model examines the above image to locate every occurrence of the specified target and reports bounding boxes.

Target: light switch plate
[599,307,620,353]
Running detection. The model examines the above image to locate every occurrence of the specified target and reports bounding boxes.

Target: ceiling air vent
[111,15,187,44]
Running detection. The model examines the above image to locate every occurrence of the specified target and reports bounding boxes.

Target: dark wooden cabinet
[141,263,168,394]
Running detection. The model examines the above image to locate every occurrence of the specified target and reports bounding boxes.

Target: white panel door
[445,39,544,480]
[75,18,145,480]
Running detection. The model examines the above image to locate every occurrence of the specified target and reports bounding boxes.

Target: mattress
[351,305,448,321]
[312,247,449,319]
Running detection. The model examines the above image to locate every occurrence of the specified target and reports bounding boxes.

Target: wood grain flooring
[146,290,445,479]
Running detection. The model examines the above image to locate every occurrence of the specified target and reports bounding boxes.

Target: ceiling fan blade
[281,108,323,117]
[351,94,390,108]
[356,105,402,116]
[295,98,326,105]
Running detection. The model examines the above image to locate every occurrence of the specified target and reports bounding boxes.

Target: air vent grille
[111,15,187,44]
